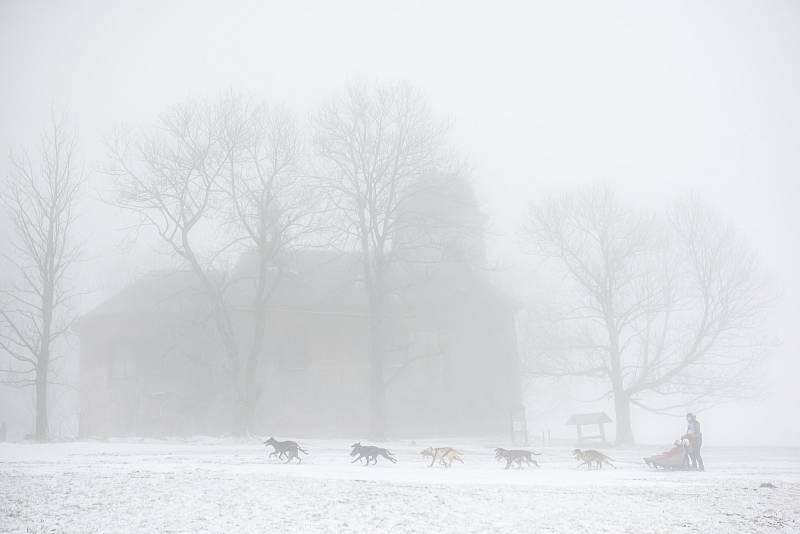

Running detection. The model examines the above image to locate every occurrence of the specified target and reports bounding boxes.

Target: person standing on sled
[682,413,704,471]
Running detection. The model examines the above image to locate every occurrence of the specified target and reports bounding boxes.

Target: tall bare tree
[313,83,450,439]
[107,95,312,433]
[0,113,83,441]
[524,188,768,444]
[107,99,238,403]
[219,95,316,429]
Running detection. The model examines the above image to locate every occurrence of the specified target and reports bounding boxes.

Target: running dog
[495,448,541,469]
[264,437,308,463]
[572,449,615,470]
[421,446,464,468]
[350,442,398,465]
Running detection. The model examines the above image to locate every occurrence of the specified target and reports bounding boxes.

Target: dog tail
[299,447,309,455]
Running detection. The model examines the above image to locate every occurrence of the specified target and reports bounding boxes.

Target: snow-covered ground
[1,439,798,533]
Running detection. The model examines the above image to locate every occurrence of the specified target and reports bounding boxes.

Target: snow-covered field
[1,439,798,533]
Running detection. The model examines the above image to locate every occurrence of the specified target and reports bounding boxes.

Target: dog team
[263,437,615,470]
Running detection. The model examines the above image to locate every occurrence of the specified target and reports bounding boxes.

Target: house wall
[383,308,521,436]
[251,307,520,437]
[80,306,521,438]
[254,309,372,437]
[79,314,230,437]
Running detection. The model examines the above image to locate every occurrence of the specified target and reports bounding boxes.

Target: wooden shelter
[566,412,612,445]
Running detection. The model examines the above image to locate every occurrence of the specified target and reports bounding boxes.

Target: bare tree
[107,95,313,433]
[107,99,239,411]
[219,95,316,429]
[524,188,768,444]
[313,83,451,439]
[0,113,83,441]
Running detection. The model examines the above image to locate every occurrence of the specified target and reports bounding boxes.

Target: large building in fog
[76,177,522,438]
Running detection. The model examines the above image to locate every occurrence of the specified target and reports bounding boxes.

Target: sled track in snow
[1,441,798,533]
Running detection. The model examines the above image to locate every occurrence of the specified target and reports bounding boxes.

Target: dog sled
[643,439,691,470]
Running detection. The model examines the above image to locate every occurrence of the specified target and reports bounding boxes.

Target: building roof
[228,249,367,312]
[75,270,219,329]
[77,248,517,330]
[566,412,613,425]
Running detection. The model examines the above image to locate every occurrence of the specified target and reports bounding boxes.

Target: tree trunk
[240,368,260,435]
[241,262,272,435]
[368,304,387,440]
[35,361,48,441]
[36,280,53,442]
[184,237,246,435]
[208,297,243,435]
[613,391,634,445]
[241,317,265,435]
[233,395,250,436]
[604,306,633,445]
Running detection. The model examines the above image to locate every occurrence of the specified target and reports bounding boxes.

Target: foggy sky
[1,0,798,445]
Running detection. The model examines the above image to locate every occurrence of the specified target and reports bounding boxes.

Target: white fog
[1,1,799,532]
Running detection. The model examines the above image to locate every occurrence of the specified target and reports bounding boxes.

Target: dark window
[108,348,134,380]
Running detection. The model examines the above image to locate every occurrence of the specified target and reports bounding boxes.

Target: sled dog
[495,448,541,469]
[350,442,397,465]
[421,446,464,468]
[572,449,615,470]
[264,437,308,463]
